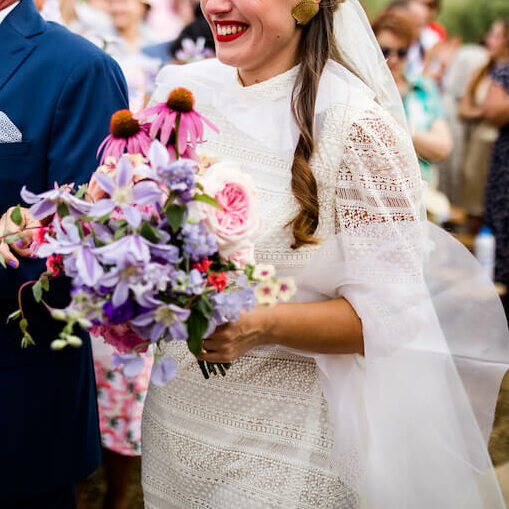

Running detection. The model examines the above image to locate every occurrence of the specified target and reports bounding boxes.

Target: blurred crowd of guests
[371,0,509,316]
[39,0,213,113]
[30,0,509,506]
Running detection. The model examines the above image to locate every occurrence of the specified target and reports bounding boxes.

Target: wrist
[256,303,280,347]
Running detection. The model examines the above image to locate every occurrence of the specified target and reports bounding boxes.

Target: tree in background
[362,0,509,43]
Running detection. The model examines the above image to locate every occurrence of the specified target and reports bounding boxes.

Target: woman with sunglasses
[373,9,452,220]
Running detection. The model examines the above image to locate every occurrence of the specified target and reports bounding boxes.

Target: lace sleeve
[335,106,425,284]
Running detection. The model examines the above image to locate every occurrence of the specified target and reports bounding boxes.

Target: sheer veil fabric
[142,1,509,507]
[301,1,509,507]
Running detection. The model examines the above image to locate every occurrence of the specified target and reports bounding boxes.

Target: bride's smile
[214,21,249,41]
[201,0,305,85]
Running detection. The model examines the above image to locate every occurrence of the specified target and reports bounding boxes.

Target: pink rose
[198,162,261,260]
[227,246,255,269]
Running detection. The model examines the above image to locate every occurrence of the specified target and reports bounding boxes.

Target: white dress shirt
[0,1,20,24]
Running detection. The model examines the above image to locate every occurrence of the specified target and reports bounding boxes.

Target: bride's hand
[198,306,273,363]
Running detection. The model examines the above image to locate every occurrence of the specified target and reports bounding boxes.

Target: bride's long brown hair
[289,0,344,248]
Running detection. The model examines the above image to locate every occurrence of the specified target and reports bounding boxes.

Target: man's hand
[0,207,41,269]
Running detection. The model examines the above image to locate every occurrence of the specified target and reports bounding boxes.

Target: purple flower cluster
[159,159,196,203]
[170,268,204,295]
[179,222,217,261]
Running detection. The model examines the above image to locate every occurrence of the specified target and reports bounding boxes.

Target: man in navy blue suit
[0,0,128,506]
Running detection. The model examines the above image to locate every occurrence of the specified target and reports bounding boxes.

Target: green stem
[17,280,38,322]
[174,113,181,160]
[0,225,45,243]
[198,360,209,379]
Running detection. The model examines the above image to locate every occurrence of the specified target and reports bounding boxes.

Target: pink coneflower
[97,110,152,164]
[166,129,200,163]
[137,88,218,157]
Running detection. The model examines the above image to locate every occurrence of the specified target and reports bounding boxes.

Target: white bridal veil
[293,1,509,507]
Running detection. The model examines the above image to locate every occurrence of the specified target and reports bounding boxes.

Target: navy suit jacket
[0,0,128,501]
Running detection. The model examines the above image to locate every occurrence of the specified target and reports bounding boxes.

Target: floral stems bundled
[7,87,295,384]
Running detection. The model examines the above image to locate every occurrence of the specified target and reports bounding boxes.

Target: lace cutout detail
[335,106,425,284]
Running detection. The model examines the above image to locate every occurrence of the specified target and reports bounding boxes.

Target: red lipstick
[214,21,249,43]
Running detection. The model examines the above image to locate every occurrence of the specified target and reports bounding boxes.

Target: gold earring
[291,0,319,25]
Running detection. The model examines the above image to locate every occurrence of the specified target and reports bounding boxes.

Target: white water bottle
[474,226,496,281]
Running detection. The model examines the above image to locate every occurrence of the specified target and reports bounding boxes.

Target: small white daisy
[255,280,279,306]
[252,264,276,281]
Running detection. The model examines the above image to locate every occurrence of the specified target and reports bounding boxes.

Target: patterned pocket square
[0,112,22,143]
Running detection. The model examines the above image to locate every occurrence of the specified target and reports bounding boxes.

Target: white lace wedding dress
[141,58,508,509]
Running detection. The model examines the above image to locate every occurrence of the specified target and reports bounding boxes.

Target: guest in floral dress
[484,62,509,316]
[92,339,153,509]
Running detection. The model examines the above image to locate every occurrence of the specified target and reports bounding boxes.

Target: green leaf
[32,281,43,303]
[19,318,28,334]
[193,193,222,210]
[6,309,21,323]
[140,222,160,243]
[57,202,70,218]
[165,204,186,232]
[21,332,35,348]
[197,295,213,319]
[4,234,20,244]
[244,264,255,279]
[186,309,209,356]
[39,272,52,292]
[75,184,87,199]
[10,205,23,227]
[0,253,6,269]
[76,221,85,240]
[114,224,128,240]
[40,273,50,291]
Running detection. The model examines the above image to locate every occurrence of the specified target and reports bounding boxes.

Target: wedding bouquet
[5,88,295,385]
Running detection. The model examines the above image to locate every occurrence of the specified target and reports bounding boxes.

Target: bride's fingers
[199,351,235,363]
[0,241,19,268]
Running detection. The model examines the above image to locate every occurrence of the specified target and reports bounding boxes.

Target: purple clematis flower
[89,156,162,228]
[112,353,146,378]
[129,262,175,308]
[150,356,178,386]
[144,239,181,264]
[36,217,103,287]
[99,253,146,307]
[21,183,92,219]
[130,300,190,343]
[93,234,151,265]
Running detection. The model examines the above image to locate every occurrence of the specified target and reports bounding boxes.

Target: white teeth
[216,24,247,37]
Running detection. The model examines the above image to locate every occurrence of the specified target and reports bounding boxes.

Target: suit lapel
[0,22,37,91]
[0,0,45,91]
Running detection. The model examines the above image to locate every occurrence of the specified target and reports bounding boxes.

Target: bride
[141,0,509,508]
